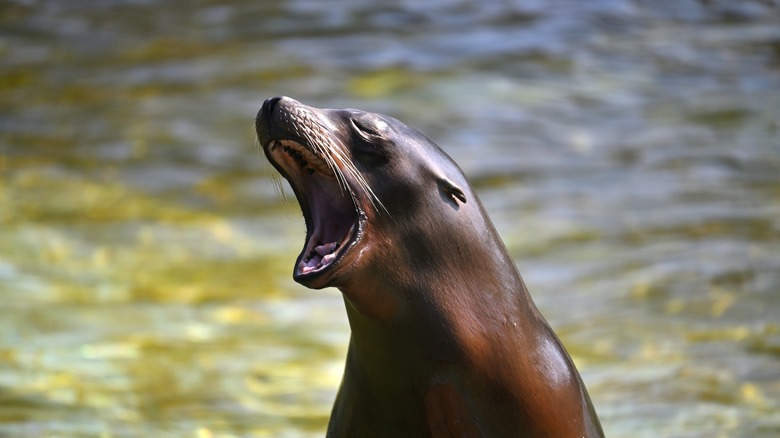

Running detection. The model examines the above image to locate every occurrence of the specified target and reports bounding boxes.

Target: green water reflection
[2,1,780,437]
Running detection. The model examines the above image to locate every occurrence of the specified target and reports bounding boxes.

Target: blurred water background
[1,0,779,437]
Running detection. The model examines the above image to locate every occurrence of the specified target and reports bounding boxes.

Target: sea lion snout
[257,96,336,154]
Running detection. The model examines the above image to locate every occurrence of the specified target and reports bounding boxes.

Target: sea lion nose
[256,97,285,143]
[262,96,282,119]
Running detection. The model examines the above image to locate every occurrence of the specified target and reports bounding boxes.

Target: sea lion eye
[350,119,382,139]
[349,119,387,166]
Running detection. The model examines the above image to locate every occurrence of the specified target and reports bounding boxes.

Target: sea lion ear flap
[437,176,467,206]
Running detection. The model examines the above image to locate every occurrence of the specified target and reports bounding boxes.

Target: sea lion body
[256,97,603,437]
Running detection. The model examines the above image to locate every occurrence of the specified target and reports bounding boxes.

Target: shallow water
[1,1,779,436]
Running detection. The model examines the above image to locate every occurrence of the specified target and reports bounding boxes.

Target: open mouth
[267,139,363,281]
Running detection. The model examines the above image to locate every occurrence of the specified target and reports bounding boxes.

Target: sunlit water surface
[1,1,779,437]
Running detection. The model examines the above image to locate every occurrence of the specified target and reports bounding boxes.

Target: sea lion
[255,96,604,438]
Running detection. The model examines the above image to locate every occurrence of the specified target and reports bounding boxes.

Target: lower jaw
[293,238,350,286]
[296,256,338,278]
[293,265,336,289]
[298,223,356,275]
[293,213,365,286]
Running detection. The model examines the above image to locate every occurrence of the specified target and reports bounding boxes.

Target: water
[1,1,779,436]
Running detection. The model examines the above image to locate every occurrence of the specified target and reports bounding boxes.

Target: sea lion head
[256,96,472,293]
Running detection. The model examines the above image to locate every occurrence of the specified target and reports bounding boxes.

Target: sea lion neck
[337,195,542,362]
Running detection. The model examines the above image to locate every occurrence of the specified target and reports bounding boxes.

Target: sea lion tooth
[321,253,335,265]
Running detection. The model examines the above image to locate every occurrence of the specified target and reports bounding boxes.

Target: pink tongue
[299,242,339,274]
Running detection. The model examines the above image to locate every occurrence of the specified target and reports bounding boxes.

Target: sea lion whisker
[311,137,369,215]
[327,138,388,215]
[299,123,362,207]
[257,135,287,204]
[341,158,384,213]
[300,131,340,182]
[262,140,291,206]
[304,116,335,137]
[311,139,364,212]
[319,142,352,197]
[348,164,387,214]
